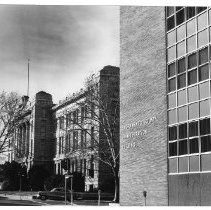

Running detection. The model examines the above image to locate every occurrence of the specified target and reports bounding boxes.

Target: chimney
[21,95,29,106]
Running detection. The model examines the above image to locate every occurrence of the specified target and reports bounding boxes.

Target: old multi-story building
[53,65,120,192]
[9,91,55,173]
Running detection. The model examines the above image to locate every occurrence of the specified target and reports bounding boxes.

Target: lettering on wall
[122,116,157,150]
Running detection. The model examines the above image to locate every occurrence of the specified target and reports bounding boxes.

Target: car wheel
[41,195,46,200]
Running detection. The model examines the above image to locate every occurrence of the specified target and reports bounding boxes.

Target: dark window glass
[167,7,175,17]
[190,138,199,153]
[169,142,177,156]
[169,78,176,92]
[199,64,209,81]
[188,69,197,85]
[179,139,188,155]
[178,58,186,73]
[201,135,211,152]
[176,9,185,26]
[186,7,196,19]
[200,118,210,135]
[197,7,207,14]
[199,47,208,65]
[167,16,175,31]
[176,7,183,11]
[189,121,198,137]
[188,53,197,69]
[168,62,176,77]
[177,73,186,89]
[169,126,177,141]
[179,123,187,139]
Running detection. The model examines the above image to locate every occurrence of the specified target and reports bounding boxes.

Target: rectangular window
[188,53,197,69]
[198,11,208,31]
[176,9,185,26]
[199,64,209,82]
[169,158,178,173]
[169,126,177,141]
[168,62,176,77]
[198,29,208,48]
[168,78,176,92]
[179,123,187,139]
[168,93,176,108]
[189,138,199,153]
[178,89,186,106]
[186,7,196,20]
[199,47,208,65]
[168,45,176,62]
[189,155,199,171]
[179,139,188,155]
[188,69,197,85]
[167,16,175,31]
[200,118,210,135]
[201,135,211,152]
[201,154,211,171]
[187,18,196,37]
[179,156,188,172]
[178,106,187,122]
[177,57,186,73]
[177,41,186,58]
[187,35,196,53]
[168,109,177,125]
[188,85,198,102]
[169,142,177,156]
[200,99,210,117]
[189,121,198,137]
[197,7,207,14]
[188,102,199,120]
[177,24,186,42]
[167,7,175,17]
[199,81,209,99]
[177,73,186,89]
[167,30,176,46]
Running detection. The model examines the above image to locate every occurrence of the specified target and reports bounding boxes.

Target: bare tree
[60,73,120,202]
[0,92,27,155]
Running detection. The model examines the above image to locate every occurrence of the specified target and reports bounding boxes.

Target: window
[168,93,176,108]
[199,64,209,82]
[177,73,186,89]
[177,41,186,58]
[188,69,197,85]
[169,158,177,173]
[168,45,176,62]
[201,136,211,152]
[199,81,209,99]
[189,155,199,171]
[66,113,71,127]
[169,126,177,141]
[198,29,208,48]
[177,24,186,41]
[179,157,188,172]
[201,154,211,171]
[179,139,188,155]
[196,7,207,14]
[187,35,196,53]
[167,7,175,17]
[188,102,199,120]
[167,16,175,31]
[177,58,186,73]
[167,30,176,46]
[168,62,176,77]
[73,131,78,150]
[59,117,64,129]
[168,78,176,92]
[179,123,187,139]
[199,47,208,65]
[187,18,196,36]
[198,11,208,31]
[189,121,198,137]
[188,53,197,69]
[188,85,198,102]
[178,106,187,122]
[200,118,210,135]
[169,142,177,156]
[176,9,185,26]
[178,89,186,106]
[73,110,78,124]
[186,7,195,20]
[168,109,177,124]
[189,138,199,153]
[200,100,210,117]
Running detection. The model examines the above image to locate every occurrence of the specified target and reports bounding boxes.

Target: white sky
[0,5,119,104]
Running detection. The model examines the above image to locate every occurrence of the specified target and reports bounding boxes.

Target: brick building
[120,6,211,206]
[53,65,120,192]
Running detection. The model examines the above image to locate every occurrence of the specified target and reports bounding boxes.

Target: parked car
[32,187,78,201]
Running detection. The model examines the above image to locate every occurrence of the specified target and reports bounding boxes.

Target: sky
[0,5,119,104]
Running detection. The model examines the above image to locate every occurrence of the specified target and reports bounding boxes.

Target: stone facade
[120,6,168,206]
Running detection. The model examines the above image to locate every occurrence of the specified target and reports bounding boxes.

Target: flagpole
[27,58,30,97]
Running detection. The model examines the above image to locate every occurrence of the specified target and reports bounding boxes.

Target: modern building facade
[120,6,211,206]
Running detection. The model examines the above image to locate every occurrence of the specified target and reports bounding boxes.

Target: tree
[62,71,120,202]
[0,92,26,155]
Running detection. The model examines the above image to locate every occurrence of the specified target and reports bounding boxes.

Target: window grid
[167,7,211,174]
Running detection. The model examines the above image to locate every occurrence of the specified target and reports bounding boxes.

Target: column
[25,122,30,156]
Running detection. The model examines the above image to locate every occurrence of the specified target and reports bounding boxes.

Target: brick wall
[120,6,168,206]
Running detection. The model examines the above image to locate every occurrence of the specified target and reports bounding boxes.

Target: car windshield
[50,188,64,192]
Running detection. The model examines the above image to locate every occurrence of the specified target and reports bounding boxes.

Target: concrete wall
[169,174,211,206]
[120,6,168,205]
